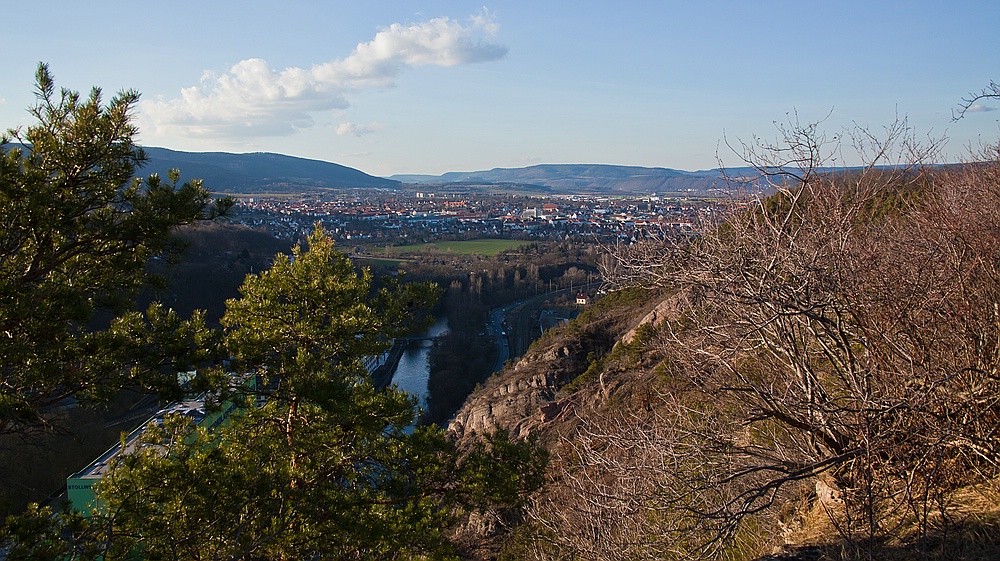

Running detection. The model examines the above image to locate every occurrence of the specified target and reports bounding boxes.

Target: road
[486,288,577,373]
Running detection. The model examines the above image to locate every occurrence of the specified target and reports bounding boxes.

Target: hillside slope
[450,287,664,442]
[449,151,1000,560]
[452,285,1000,561]
[140,147,400,194]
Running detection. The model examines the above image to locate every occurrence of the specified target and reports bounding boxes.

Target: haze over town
[3,1,998,177]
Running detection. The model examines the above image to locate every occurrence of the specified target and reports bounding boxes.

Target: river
[388,318,449,407]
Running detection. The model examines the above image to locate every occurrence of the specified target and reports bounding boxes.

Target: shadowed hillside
[140,147,400,194]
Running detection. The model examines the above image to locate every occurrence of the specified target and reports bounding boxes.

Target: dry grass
[772,480,1000,561]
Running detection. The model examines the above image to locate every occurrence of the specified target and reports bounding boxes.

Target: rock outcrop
[449,288,667,440]
[448,340,584,440]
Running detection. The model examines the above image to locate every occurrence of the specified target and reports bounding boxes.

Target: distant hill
[391,164,758,195]
[139,147,400,195]
[3,142,884,197]
[141,150,753,196]
[7,142,760,196]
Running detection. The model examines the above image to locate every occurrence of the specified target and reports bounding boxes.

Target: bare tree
[569,117,1000,557]
[525,388,800,560]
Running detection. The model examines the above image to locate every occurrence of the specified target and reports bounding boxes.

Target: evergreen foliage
[0,67,547,559]
[85,227,544,560]
[0,63,231,437]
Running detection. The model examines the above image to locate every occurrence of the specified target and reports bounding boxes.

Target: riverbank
[371,341,407,390]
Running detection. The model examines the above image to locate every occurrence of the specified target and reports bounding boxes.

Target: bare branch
[954,79,1000,121]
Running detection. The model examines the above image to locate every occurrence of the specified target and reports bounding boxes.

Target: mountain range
[388,163,746,195]
[135,148,751,196]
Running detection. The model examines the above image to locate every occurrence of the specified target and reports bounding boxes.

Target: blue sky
[2,1,998,176]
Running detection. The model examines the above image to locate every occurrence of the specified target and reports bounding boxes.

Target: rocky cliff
[448,287,666,441]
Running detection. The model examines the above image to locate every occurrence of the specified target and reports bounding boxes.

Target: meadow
[384,239,535,257]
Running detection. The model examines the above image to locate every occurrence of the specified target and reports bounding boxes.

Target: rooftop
[70,396,210,480]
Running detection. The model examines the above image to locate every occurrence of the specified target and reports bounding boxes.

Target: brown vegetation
[458,119,1000,560]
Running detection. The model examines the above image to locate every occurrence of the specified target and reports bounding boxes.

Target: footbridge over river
[370,319,450,391]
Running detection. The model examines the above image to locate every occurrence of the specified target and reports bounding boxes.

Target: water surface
[389,318,449,408]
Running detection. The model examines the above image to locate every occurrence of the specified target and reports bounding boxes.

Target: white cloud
[336,121,380,137]
[142,11,506,139]
[967,104,997,113]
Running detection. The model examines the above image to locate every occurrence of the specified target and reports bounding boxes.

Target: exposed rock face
[619,293,680,346]
[449,288,669,440]
[446,288,678,560]
[449,341,583,439]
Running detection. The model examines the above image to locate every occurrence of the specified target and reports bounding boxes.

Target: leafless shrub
[556,117,1000,558]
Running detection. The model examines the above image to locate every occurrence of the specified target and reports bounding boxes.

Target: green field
[386,239,535,257]
[353,256,407,268]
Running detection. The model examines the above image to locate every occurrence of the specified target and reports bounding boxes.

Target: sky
[2,1,998,177]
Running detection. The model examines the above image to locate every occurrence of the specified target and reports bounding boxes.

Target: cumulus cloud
[966,104,997,113]
[143,11,506,139]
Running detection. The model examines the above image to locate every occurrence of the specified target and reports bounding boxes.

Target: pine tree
[0,63,231,437]
[90,227,545,560]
